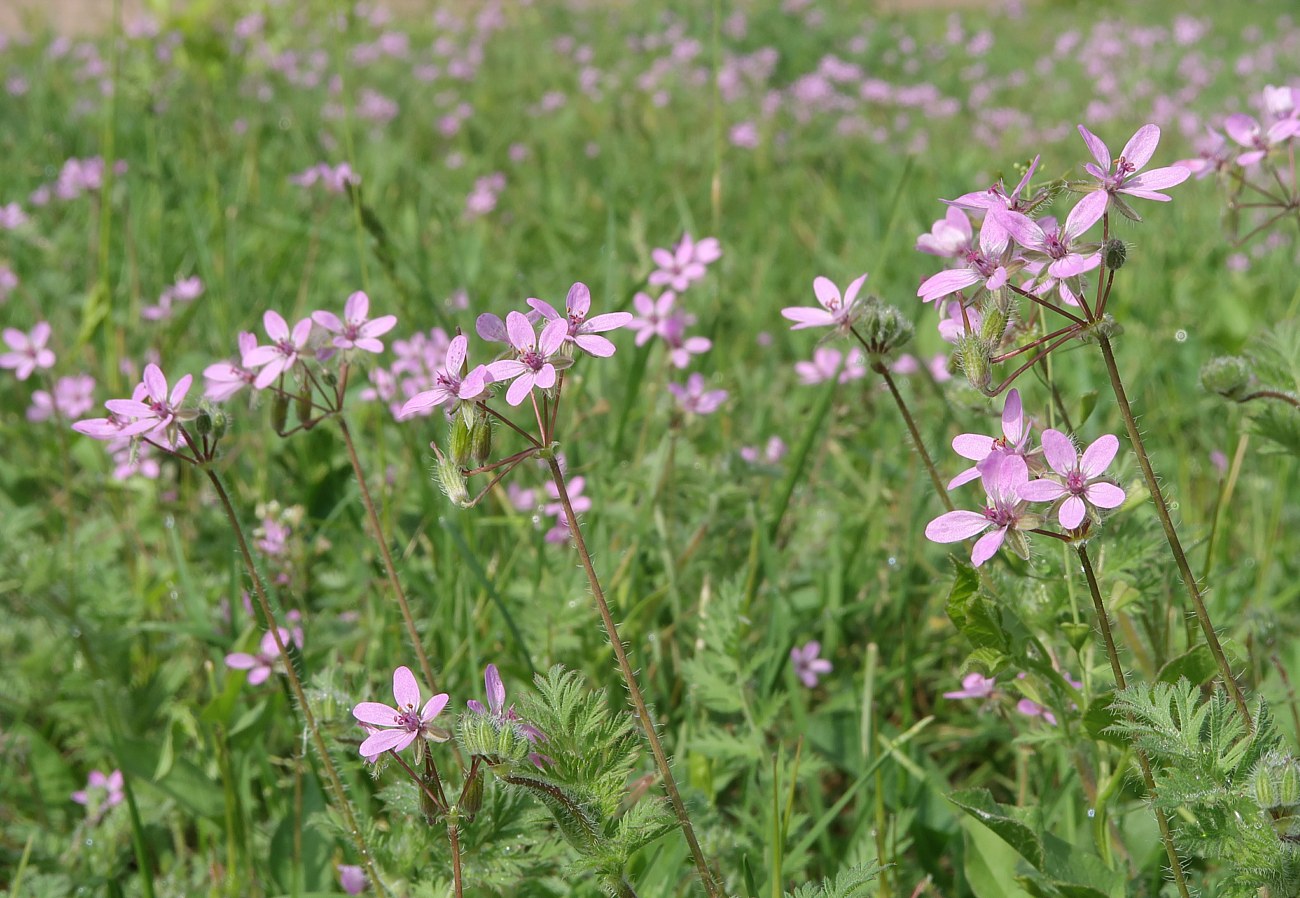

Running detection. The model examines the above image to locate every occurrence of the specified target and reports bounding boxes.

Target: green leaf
[1156,644,1218,686]
[962,816,1036,898]
[948,788,1044,869]
[1082,694,1125,749]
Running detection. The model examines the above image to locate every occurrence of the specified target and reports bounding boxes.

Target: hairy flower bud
[1199,356,1254,400]
[449,413,472,467]
[458,768,484,823]
[270,393,290,434]
[1102,239,1127,271]
[979,305,1009,346]
[470,417,493,465]
[956,334,992,393]
[210,409,228,441]
[295,389,314,427]
[1281,758,1300,808]
[435,457,470,507]
[194,409,213,436]
[856,300,914,357]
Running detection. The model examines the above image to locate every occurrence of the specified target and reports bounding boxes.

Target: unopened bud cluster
[855,299,914,358]
[1200,355,1254,400]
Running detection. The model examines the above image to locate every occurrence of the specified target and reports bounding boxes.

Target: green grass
[2,0,1299,896]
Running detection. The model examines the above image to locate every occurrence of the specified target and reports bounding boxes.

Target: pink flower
[782,273,868,331]
[0,202,28,229]
[398,334,489,417]
[925,454,1037,567]
[525,282,633,358]
[994,191,1106,280]
[668,373,728,414]
[648,233,722,292]
[794,346,866,385]
[72,769,124,817]
[467,663,549,749]
[1016,698,1057,726]
[203,332,260,402]
[94,363,193,439]
[312,291,397,353]
[0,266,17,301]
[944,673,996,700]
[947,389,1032,489]
[627,291,678,346]
[226,627,302,686]
[790,641,832,688]
[1077,123,1191,202]
[352,666,451,757]
[485,311,570,406]
[338,865,367,895]
[916,206,974,258]
[28,373,96,422]
[917,216,1010,303]
[543,476,592,543]
[740,436,788,465]
[1,322,56,380]
[1019,430,1126,529]
[661,313,712,368]
[243,311,314,388]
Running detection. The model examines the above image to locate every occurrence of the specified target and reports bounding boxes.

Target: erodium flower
[627,290,678,345]
[225,626,302,685]
[782,273,868,331]
[243,310,314,388]
[794,346,867,385]
[81,363,192,440]
[312,290,397,353]
[525,281,633,357]
[0,322,56,380]
[668,372,728,414]
[917,216,1011,304]
[943,672,996,700]
[1077,123,1190,208]
[485,311,570,406]
[468,663,548,746]
[352,665,451,757]
[72,769,124,819]
[915,206,974,258]
[1222,112,1300,167]
[1020,429,1126,530]
[994,191,1106,281]
[398,333,489,417]
[648,232,723,292]
[925,453,1038,567]
[28,374,96,422]
[791,641,832,688]
[947,388,1032,489]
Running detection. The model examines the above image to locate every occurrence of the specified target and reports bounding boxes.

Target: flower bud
[470,417,493,465]
[856,300,914,357]
[449,413,472,467]
[979,305,1008,346]
[195,409,213,436]
[435,458,470,507]
[270,393,290,434]
[210,410,228,440]
[956,334,992,393]
[1280,758,1300,807]
[295,389,314,427]
[322,370,337,388]
[458,769,484,823]
[1255,755,1284,809]
[1199,356,1254,401]
[1102,239,1127,271]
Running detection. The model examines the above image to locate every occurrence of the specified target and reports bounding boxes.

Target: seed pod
[979,305,1008,345]
[270,393,290,434]
[470,417,493,465]
[956,334,992,393]
[435,458,470,507]
[449,413,472,466]
[295,389,314,427]
[857,299,915,357]
[459,769,484,823]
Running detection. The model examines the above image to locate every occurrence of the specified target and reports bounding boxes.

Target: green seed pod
[956,334,992,393]
[1199,356,1254,400]
[270,393,290,434]
[1102,239,1127,271]
[449,413,472,466]
[194,409,213,436]
[470,417,493,465]
[295,389,314,427]
[458,770,484,823]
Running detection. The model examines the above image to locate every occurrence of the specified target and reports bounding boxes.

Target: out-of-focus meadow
[2,0,1299,895]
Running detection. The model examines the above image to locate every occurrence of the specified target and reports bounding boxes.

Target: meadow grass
[2,0,1299,896]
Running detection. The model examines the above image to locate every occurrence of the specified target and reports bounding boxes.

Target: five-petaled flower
[525,281,633,358]
[399,333,489,418]
[312,290,397,353]
[78,363,192,441]
[225,626,302,686]
[648,233,722,293]
[668,372,728,415]
[917,216,1010,304]
[925,453,1038,567]
[943,673,996,700]
[1077,123,1190,207]
[468,663,549,749]
[782,273,868,331]
[203,332,259,402]
[1019,429,1126,530]
[485,311,571,406]
[352,665,451,757]
[790,641,832,688]
[0,322,56,380]
[946,388,1032,489]
[72,769,124,820]
[244,310,314,388]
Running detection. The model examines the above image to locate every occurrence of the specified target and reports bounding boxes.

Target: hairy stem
[1239,389,1300,409]
[1076,545,1190,898]
[204,467,386,893]
[1095,333,1253,729]
[336,415,439,693]
[449,824,465,898]
[874,363,954,512]
[544,457,722,898]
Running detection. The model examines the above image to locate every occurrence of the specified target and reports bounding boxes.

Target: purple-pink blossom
[1077,123,1190,202]
[225,626,302,686]
[398,333,489,417]
[925,453,1037,567]
[782,273,868,331]
[352,665,451,757]
[312,291,397,353]
[72,769,124,818]
[947,388,1032,489]
[791,641,832,688]
[1020,430,1126,529]
[794,346,866,385]
[203,332,259,402]
[994,191,1106,280]
[1222,113,1300,167]
[243,311,314,388]
[525,282,633,358]
[944,673,996,700]
[484,311,570,406]
[648,233,722,293]
[467,664,549,752]
[668,373,728,414]
[28,374,96,422]
[915,206,974,258]
[1,322,56,380]
[917,216,1010,303]
[76,363,192,441]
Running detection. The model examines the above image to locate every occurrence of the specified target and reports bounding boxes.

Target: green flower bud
[1102,239,1127,271]
[856,299,915,357]
[1199,356,1254,401]
[195,409,213,436]
[458,769,484,823]
[322,370,337,387]
[1280,758,1300,807]
[210,410,228,441]
[470,417,493,465]
[956,334,992,393]
[979,305,1009,345]
[270,393,289,434]
[1255,759,1282,809]
[435,458,470,507]
[449,413,472,467]
[295,389,314,427]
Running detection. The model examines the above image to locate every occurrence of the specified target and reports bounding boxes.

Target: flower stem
[1095,333,1253,729]
[1239,389,1300,410]
[544,457,722,898]
[1076,544,1190,898]
[203,466,387,894]
[336,415,439,694]
[449,824,465,898]
[874,363,954,512]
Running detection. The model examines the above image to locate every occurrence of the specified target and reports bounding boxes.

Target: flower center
[520,348,546,370]
[395,708,422,731]
[1066,470,1087,493]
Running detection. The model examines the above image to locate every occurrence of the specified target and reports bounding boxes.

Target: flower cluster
[925,390,1126,566]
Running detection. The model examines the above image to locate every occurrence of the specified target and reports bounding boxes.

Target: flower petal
[505,310,535,351]
[392,666,421,710]
[353,702,401,726]
[1084,481,1126,509]
[1058,496,1087,529]
[421,692,450,722]
[1080,434,1119,478]
[1120,124,1160,171]
[359,728,413,758]
[485,664,505,713]
[566,282,591,316]
[1039,429,1077,477]
[970,528,1007,566]
[925,510,991,543]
